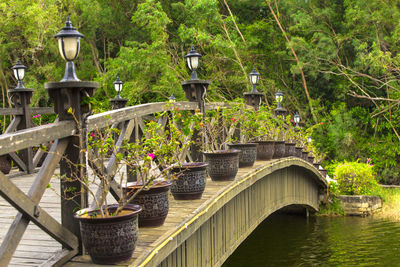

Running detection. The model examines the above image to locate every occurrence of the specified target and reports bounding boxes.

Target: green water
[223,213,400,267]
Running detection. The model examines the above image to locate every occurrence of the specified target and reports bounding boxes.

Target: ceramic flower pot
[203,149,240,181]
[228,143,257,167]
[254,141,275,160]
[0,155,11,174]
[74,204,141,264]
[171,162,208,200]
[308,156,315,164]
[295,147,303,158]
[284,142,296,157]
[301,151,309,161]
[313,163,320,170]
[273,141,286,159]
[123,181,171,227]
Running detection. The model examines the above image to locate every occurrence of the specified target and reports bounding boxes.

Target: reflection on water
[223,213,400,267]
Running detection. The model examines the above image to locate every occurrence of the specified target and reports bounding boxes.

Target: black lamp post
[244,67,264,110]
[184,46,202,80]
[8,59,35,173]
[274,89,286,117]
[168,94,176,102]
[54,16,84,82]
[46,16,99,245]
[181,46,210,111]
[294,112,300,128]
[110,76,128,109]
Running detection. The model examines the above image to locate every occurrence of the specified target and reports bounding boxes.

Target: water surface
[223,213,400,266]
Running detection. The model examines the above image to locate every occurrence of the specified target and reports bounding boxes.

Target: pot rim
[202,149,241,155]
[254,140,275,144]
[172,162,208,170]
[124,180,172,189]
[74,203,141,221]
[228,143,257,147]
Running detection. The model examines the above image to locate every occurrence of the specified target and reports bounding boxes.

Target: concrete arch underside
[140,159,327,267]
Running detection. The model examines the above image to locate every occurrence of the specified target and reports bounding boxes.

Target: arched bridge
[68,157,326,266]
[0,101,327,266]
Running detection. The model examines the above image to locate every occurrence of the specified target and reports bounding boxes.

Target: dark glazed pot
[313,163,320,170]
[203,150,240,181]
[273,141,286,159]
[171,162,208,200]
[0,155,11,174]
[255,141,275,160]
[228,143,257,167]
[284,143,296,157]
[301,151,309,161]
[123,181,171,227]
[295,147,303,158]
[74,204,141,264]
[308,156,315,164]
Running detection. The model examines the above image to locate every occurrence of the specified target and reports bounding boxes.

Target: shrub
[334,161,378,195]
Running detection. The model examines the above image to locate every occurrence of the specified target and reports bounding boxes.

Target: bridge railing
[0,97,234,266]
[0,105,55,173]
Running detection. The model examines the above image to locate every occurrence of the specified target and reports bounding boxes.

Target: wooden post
[8,88,35,173]
[45,81,98,253]
[243,91,264,111]
[181,80,211,162]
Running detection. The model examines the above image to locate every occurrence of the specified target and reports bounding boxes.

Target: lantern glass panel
[276,95,283,103]
[58,37,80,61]
[189,56,199,70]
[114,83,121,93]
[294,115,300,123]
[250,74,258,85]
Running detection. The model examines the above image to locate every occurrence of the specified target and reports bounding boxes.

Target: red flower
[232,118,237,123]
[320,122,324,125]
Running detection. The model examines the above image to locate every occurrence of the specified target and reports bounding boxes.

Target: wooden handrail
[0,120,76,155]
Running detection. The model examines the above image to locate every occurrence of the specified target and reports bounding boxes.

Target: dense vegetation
[1,0,399,183]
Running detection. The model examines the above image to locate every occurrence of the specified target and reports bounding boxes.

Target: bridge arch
[135,158,327,267]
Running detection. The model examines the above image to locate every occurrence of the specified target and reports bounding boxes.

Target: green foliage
[334,161,378,195]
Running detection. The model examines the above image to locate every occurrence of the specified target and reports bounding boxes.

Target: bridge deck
[1,158,324,266]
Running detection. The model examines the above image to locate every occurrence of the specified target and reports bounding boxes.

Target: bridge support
[45,81,98,252]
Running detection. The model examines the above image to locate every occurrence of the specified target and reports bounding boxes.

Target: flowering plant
[201,105,240,151]
[57,106,196,218]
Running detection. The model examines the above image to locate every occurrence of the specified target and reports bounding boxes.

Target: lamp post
[45,16,99,248]
[294,112,300,129]
[181,46,210,162]
[110,76,128,109]
[8,59,35,173]
[54,16,84,82]
[274,89,286,117]
[244,67,264,110]
[168,94,176,102]
[181,46,210,113]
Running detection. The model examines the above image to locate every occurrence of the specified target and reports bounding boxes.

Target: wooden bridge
[0,92,327,266]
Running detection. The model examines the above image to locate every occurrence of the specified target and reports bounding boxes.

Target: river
[223,212,400,266]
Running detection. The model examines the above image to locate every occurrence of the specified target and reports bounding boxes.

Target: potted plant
[122,108,194,226]
[201,106,240,181]
[58,125,143,264]
[168,108,209,200]
[225,102,258,167]
[283,115,297,157]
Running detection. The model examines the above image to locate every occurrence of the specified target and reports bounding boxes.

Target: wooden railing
[0,93,232,265]
[1,104,55,173]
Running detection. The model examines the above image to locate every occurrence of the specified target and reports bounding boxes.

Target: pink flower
[290,119,293,122]
[148,153,155,159]
[90,132,95,137]
[232,118,237,123]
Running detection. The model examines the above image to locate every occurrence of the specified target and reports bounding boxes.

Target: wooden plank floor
[0,159,312,267]
[0,170,62,267]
